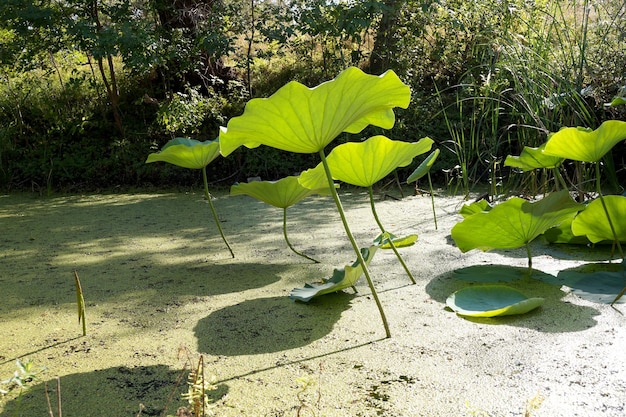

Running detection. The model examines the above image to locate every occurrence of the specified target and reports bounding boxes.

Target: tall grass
[430,0,625,198]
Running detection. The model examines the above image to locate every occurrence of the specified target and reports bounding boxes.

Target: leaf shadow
[550,262,626,304]
[194,293,355,356]
[425,266,600,333]
[0,365,223,417]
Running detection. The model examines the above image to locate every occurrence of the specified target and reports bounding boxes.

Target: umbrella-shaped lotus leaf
[571,195,626,243]
[504,143,563,171]
[310,135,433,187]
[146,137,221,169]
[406,149,440,183]
[451,190,584,252]
[230,176,332,209]
[543,120,626,162]
[219,67,411,156]
[289,246,378,302]
[446,285,544,317]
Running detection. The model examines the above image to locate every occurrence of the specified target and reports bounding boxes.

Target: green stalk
[427,172,438,230]
[202,167,235,258]
[367,186,416,284]
[525,243,532,271]
[595,162,626,306]
[283,207,320,263]
[319,151,391,338]
[595,163,623,259]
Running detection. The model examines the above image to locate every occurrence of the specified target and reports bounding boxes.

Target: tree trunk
[90,0,124,136]
[369,0,402,74]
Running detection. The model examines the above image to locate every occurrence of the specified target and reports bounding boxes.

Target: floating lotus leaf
[446,285,544,317]
[543,120,626,162]
[451,190,584,252]
[299,135,433,188]
[230,176,332,209]
[219,67,411,156]
[504,143,563,171]
[146,137,221,169]
[406,149,440,183]
[571,195,626,243]
[289,246,378,302]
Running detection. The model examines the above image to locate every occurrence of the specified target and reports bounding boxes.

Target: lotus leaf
[230,176,332,209]
[571,195,626,243]
[543,216,591,245]
[219,67,411,156]
[406,149,440,183]
[289,246,378,302]
[146,137,221,169]
[230,176,332,263]
[504,143,563,171]
[458,199,492,218]
[373,232,418,249]
[451,190,583,253]
[446,285,544,317]
[299,135,433,188]
[542,120,626,162]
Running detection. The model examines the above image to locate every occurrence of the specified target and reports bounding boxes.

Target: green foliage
[1,0,625,191]
[451,190,584,266]
[1,359,46,417]
[157,87,228,136]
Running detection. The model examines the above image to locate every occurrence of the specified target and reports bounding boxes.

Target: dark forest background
[0,0,624,194]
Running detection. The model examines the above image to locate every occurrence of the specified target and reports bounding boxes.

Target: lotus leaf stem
[367,186,416,284]
[202,167,235,258]
[427,172,438,229]
[594,163,623,259]
[283,207,320,263]
[319,151,391,338]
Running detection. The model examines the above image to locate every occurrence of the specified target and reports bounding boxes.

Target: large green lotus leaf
[453,265,555,283]
[219,67,411,156]
[451,190,584,252]
[146,137,221,169]
[326,136,433,186]
[289,246,378,302]
[406,148,440,183]
[300,135,433,187]
[504,143,563,171]
[571,195,626,243]
[543,120,626,162]
[230,176,332,209]
[458,199,492,218]
[446,285,544,317]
